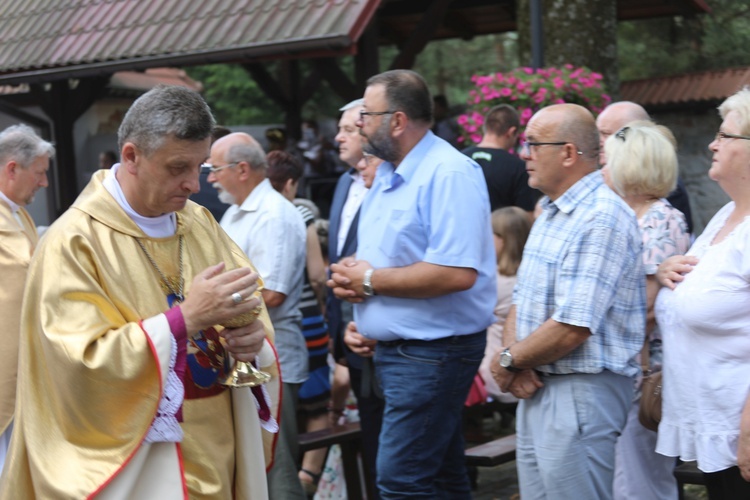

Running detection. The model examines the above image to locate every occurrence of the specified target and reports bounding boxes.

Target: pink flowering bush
[457,65,611,145]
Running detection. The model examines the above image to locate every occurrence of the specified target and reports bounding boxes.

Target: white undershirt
[0,190,23,227]
[337,171,367,256]
[103,164,176,237]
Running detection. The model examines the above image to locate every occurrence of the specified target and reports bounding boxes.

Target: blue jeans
[374,331,485,499]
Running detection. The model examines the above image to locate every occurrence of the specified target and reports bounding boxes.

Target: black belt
[378,330,485,348]
[535,370,571,377]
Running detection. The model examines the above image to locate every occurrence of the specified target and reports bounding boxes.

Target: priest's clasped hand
[221,320,266,363]
[181,262,262,335]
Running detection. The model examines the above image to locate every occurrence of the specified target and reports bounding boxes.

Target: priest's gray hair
[0,124,55,168]
[118,85,216,156]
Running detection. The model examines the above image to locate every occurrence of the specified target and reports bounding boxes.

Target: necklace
[136,234,185,302]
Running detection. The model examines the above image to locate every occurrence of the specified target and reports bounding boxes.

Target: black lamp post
[530,0,544,69]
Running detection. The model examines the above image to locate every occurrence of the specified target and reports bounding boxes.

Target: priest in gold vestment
[0,124,54,475]
[0,87,280,499]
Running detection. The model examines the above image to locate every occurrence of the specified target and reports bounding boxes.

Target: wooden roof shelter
[0,0,710,217]
[622,66,750,111]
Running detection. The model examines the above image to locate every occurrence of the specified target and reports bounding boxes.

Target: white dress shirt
[337,172,367,257]
[220,178,308,383]
[0,190,22,227]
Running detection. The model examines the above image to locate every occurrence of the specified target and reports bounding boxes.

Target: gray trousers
[267,382,306,500]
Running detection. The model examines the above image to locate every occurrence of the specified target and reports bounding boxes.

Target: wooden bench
[465,433,517,467]
[673,461,705,500]
[298,421,373,500]
[299,424,516,497]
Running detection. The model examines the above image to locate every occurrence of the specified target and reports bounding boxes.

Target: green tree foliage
[186,64,283,125]
[618,0,750,81]
[187,62,351,126]
[404,33,519,108]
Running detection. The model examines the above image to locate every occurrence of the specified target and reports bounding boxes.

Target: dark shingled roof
[621,67,750,109]
[0,0,711,86]
[0,0,380,84]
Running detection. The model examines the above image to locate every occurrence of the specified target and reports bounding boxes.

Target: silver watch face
[363,270,374,296]
[499,350,512,368]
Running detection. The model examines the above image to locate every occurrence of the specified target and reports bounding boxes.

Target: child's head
[491,206,532,276]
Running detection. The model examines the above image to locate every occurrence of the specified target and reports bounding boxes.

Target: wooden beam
[31,77,108,215]
[279,61,302,141]
[442,11,474,40]
[389,0,453,70]
[315,59,358,102]
[243,63,289,108]
[355,21,380,89]
[299,67,322,105]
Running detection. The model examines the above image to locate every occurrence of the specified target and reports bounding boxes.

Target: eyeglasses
[202,162,238,174]
[359,110,396,121]
[520,141,583,156]
[615,126,629,141]
[715,131,750,142]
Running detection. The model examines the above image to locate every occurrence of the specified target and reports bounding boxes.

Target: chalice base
[220,360,271,388]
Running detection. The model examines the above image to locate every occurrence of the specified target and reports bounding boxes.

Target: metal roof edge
[348,0,382,42]
[690,0,712,14]
[0,34,355,86]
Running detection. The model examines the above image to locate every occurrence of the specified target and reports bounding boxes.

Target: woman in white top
[656,87,750,498]
[601,122,690,500]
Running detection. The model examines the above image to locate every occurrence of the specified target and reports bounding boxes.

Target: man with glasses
[207,132,308,500]
[596,101,693,233]
[190,125,231,221]
[491,103,645,500]
[329,69,497,498]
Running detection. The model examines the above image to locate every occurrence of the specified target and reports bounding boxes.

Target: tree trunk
[517,0,619,98]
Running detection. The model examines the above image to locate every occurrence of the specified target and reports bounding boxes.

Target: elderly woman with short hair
[656,87,750,499]
[601,121,691,500]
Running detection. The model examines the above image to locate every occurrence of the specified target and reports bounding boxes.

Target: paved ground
[472,462,708,500]
[473,462,519,500]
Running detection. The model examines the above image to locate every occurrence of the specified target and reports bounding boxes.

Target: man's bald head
[596,101,651,164]
[541,104,600,164]
[522,104,600,200]
[212,132,266,172]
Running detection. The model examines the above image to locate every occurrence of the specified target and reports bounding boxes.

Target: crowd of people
[0,69,748,500]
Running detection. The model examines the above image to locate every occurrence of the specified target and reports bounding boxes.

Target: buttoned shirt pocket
[378,209,426,265]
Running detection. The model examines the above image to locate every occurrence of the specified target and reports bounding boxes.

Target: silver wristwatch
[499,347,521,373]
[363,268,375,297]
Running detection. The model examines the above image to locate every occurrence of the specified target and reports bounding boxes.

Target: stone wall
[652,108,730,236]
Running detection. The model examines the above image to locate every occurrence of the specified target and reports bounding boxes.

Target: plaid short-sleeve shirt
[514,171,646,377]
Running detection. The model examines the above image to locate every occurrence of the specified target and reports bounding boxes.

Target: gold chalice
[219,288,271,388]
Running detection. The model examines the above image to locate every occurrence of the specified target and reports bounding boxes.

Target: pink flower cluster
[458,66,611,145]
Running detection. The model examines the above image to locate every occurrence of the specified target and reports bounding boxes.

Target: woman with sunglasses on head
[602,121,690,500]
[655,87,750,498]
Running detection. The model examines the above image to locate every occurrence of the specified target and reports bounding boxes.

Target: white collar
[102,164,176,238]
[0,190,20,214]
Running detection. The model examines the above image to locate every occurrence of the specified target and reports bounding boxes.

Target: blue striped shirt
[514,171,646,377]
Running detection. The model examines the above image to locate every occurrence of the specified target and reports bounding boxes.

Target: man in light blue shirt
[329,70,497,499]
[491,104,645,500]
